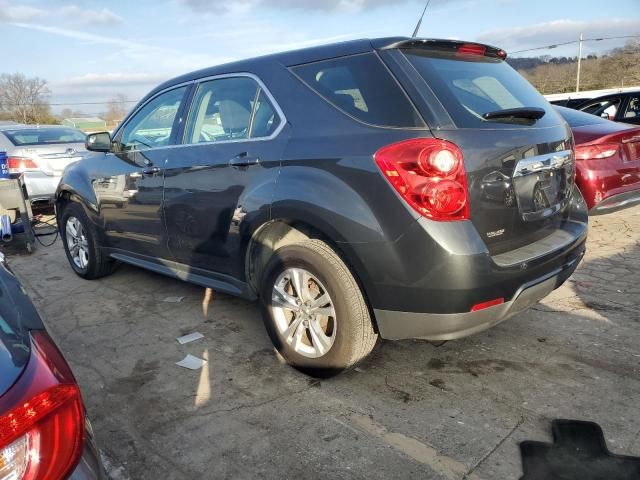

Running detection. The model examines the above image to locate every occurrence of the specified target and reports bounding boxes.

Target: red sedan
[556,106,640,213]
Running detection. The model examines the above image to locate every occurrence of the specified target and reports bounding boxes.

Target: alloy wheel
[271,267,337,358]
[65,217,90,270]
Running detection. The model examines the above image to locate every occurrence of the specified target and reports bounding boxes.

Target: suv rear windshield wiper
[483,107,546,122]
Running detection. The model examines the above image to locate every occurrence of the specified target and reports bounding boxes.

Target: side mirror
[600,112,610,120]
[86,132,112,152]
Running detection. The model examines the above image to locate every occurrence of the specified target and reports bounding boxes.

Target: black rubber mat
[520,420,640,479]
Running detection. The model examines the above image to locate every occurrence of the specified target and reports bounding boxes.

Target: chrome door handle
[229,152,260,168]
[141,166,160,176]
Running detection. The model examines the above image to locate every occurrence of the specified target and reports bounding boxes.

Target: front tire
[260,239,377,377]
[60,202,117,279]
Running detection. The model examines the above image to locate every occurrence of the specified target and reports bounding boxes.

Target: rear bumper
[375,248,583,340]
[69,419,107,479]
[590,188,640,215]
[21,172,61,202]
[345,187,588,339]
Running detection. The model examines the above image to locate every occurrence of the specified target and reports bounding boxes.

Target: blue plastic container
[0,152,9,179]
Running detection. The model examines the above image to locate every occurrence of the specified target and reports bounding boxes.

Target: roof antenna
[411,0,432,38]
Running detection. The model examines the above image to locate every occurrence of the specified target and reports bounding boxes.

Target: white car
[0,124,88,204]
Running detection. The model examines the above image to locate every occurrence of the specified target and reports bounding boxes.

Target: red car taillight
[7,157,39,174]
[574,143,619,160]
[374,138,470,221]
[0,331,85,480]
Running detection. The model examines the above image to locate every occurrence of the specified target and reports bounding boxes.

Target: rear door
[163,74,287,280]
[388,45,575,256]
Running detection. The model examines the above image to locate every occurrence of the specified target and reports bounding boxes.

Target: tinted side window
[250,90,278,138]
[119,87,186,152]
[292,53,424,128]
[184,77,281,144]
[623,96,640,120]
[580,97,621,118]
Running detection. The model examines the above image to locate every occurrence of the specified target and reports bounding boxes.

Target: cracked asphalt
[7,205,640,479]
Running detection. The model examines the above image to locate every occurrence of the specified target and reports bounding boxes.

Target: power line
[509,34,640,55]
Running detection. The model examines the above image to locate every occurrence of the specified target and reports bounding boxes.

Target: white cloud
[59,72,169,88]
[178,0,413,13]
[477,18,640,54]
[0,0,45,22]
[1,2,122,27]
[59,5,123,26]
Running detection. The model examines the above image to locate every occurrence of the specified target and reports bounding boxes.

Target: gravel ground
[7,205,640,479]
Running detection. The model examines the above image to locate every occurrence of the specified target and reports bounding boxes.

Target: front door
[99,86,188,259]
[163,75,286,280]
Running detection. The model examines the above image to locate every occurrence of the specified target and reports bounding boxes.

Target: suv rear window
[292,53,424,128]
[3,128,86,146]
[403,50,560,129]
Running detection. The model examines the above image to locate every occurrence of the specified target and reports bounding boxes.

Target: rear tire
[260,239,377,377]
[60,202,117,279]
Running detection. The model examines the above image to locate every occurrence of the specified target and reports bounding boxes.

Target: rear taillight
[7,157,39,174]
[0,331,85,480]
[574,143,619,160]
[374,138,469,221]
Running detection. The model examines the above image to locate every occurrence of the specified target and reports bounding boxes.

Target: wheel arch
[245,218,379,332]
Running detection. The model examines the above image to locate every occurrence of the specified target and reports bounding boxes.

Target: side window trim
[181,73,286,147]
[112,82,191,149]
[247,86,263,139]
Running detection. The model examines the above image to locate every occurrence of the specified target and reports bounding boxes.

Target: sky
[1,0,639,115]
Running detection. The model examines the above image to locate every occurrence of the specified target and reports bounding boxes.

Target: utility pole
[576,32,583,93]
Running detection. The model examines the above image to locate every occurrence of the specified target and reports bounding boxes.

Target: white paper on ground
[176,354,207,370]
[176,332,204,345]
[163,296,185,303]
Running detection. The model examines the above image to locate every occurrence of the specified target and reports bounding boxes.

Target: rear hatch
[389,41,576,256]
[3,127,87,175]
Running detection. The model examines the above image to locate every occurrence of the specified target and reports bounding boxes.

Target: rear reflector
[374,138,469,221]
[457,43,486,57]
[0,331,85,480]
[470,298,504,312]
[575,143,619,160]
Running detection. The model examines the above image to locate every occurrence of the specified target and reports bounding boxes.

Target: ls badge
[487,229,505,238]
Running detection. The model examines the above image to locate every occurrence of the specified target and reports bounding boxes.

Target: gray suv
[56,37,588,376]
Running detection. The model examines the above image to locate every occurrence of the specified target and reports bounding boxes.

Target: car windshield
[3,128,86,146]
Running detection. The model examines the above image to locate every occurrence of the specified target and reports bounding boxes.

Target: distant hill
[507,41,640,94]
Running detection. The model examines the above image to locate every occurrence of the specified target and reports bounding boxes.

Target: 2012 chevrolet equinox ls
[56,38,588,376]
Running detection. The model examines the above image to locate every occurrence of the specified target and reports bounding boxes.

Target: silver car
[0,125,88,204]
